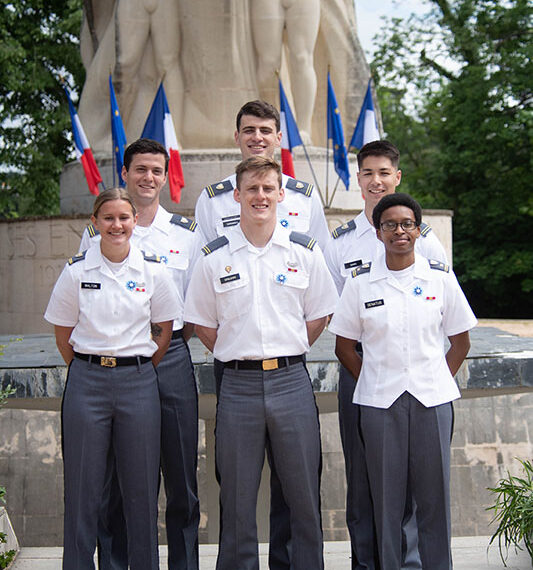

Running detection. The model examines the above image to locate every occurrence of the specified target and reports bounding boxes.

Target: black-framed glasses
[380,220,418,232]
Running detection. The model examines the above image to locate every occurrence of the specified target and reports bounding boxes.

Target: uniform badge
[276,273,287,284]
[126,280,136,291]
[169,249,179,254]
[225,265,232,273]
[287,261,298,267]
[160,255,168,264]
[280,219,289,228]
[216,183,224,190]
[287,267,298,273]
[295,182,304,189]
[288,212,299,216]
[413,285,423,296]
[426,296,436,301]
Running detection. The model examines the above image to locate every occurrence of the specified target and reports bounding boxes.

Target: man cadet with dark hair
[323,140,448,570]
[185,156,338,570]
[80,138,203,570]
[194,99,331,569]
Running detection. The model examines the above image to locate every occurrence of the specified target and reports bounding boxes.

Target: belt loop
[136,355,141,373]
[87,354,93,370]
[284,356,289,368]
[233,360,238,370]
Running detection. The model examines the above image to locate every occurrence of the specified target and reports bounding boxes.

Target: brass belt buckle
[262,358,278,371]
[101,356,117,367]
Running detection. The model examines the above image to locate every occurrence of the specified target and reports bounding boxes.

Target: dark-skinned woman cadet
[45,187,181,570]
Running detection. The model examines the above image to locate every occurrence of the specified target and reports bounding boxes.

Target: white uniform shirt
[324,211,448,294]
[329,253,477,409]
[195,173,330,249]
[184,225,338,362]
[44,244,181,357]
[79,206,203,329]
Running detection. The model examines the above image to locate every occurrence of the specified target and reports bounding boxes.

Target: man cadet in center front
[184,156,338,570]
[194,99,331,569]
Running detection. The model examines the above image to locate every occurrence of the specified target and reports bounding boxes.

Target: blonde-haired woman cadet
[45,187,181,570]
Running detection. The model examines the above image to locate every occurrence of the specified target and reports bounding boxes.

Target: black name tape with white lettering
[344,259,363,270]
[81,282,101,290]
[364,299,384,309]
[220,273,240,284]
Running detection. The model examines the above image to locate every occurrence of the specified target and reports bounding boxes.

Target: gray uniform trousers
[97,336,200,570]
[215,361,324,570]
[62,357,160,570]
[360,392,453,570]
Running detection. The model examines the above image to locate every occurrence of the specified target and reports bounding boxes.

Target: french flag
[349,79,380,152]
[279,79,303,178]
[141,83,185,203]
[64,86,102,196]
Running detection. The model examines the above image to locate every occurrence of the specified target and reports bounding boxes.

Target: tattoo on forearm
[151,323,162,338]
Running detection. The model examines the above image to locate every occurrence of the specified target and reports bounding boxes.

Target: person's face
[234,115,282,160]
[357,155,402,217]
[376,205,420,255]
[234,169,285,226]
[121,152,167,206]
[91,199,137,249]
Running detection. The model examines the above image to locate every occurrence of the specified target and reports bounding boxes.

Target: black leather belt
[74,352,151,368]
[171,329,184,339]
[223,354,304,371]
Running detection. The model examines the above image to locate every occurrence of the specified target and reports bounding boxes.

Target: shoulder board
[289,231,316,250]
[420,222,432,237]
[332,220,356,239]
[428,259,449,273]
[204,179,235,198]
[143,252,161,263]
[68,251,86,265]
[202,235,229,256]
[170,214,197,232]
[284,178,313,197]
[351,262,371,278]
[86,223,100,238]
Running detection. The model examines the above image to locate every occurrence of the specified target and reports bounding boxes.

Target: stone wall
[2,392,532,546]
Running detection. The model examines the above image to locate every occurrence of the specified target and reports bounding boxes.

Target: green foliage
[371,0,533,317]
[0,487,16,569]
[487,458,533,565]
[0,0,84,218]
[0,385,15,407]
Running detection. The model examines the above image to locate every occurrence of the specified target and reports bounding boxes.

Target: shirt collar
[370,252,434,282]
[145,205,170,235]
[84,243,144,273]
[228,224,290,253]
[355,211,375,238]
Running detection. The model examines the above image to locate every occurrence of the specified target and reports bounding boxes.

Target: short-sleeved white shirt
[184,225,338,362]
[44,244,181,357]
[195,173,330,249]
[329,253,477,409]
[324,211,448,294]
[79,206,203,329]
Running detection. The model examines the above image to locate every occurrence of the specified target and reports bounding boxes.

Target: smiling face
[358,155,402,222]
[121,152,167,207]
[234,115,282,160]
[376,205,420,260]
[91,199,137,254]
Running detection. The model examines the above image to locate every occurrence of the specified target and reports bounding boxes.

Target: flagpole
[325,67,330,208]
[301,142,324,207]
[109,70,116,187]
[327,175,341,208]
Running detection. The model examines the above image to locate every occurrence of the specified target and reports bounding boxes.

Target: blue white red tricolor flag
[279,79,303,178]
[327,73,350,189]
[109,75,127,186]
[141,83,185,203]
[349,79,380,152]
[63,85,102,196]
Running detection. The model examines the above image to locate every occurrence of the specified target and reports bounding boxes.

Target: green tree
[0,0,84,218]
[371,0,533,317]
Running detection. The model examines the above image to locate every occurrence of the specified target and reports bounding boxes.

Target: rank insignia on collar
[413,285,423,296]
[225,265,231,273]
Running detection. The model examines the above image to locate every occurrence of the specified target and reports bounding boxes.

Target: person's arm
[182,322,195,342]
[195,324,218,353]
[335,335,363,381]
[446,331,471,377]
[54,326,75,365]
[306,316,328,346]
[151,320,173,366]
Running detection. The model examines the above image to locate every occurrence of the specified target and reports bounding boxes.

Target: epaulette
[170,214,197,232]
[202,235,229,256]
[285,178,313,197]
[289,231,316,250]
[143,252,161,263]
[86,223,100,238]
[332,220,356,239]
[68,251,86,265]
[351,262,371,278]
[429,259,449,273]
[204,179,234,198]
[420,222,432,237]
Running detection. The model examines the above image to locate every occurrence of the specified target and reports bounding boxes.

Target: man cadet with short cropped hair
[80,138,203,570]
[323,140,448,570]
[185,156,338,570]
[194,99,331,569]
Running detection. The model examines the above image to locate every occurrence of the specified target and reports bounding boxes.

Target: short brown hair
[92,187,136,218]
[236,100,280,132]
[123,138,169,173]
[235,156,282,189]
[357,140,400,169]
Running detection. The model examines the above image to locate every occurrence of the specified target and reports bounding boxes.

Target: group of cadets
[45,99,476,570]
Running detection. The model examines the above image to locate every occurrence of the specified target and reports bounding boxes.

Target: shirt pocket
[272,269,310,313]
[164,252,189,271]
[213,272,250,320]
[277,213,311,234]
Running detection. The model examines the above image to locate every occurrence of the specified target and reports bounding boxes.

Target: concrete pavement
[10,538,532,569]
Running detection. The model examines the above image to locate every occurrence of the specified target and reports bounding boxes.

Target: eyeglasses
[380,220,418,232]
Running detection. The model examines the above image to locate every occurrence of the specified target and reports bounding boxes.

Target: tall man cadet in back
[185,156,338,570]
[324,140,448,570]
[80,138,202,570]
[195,99,330,569]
